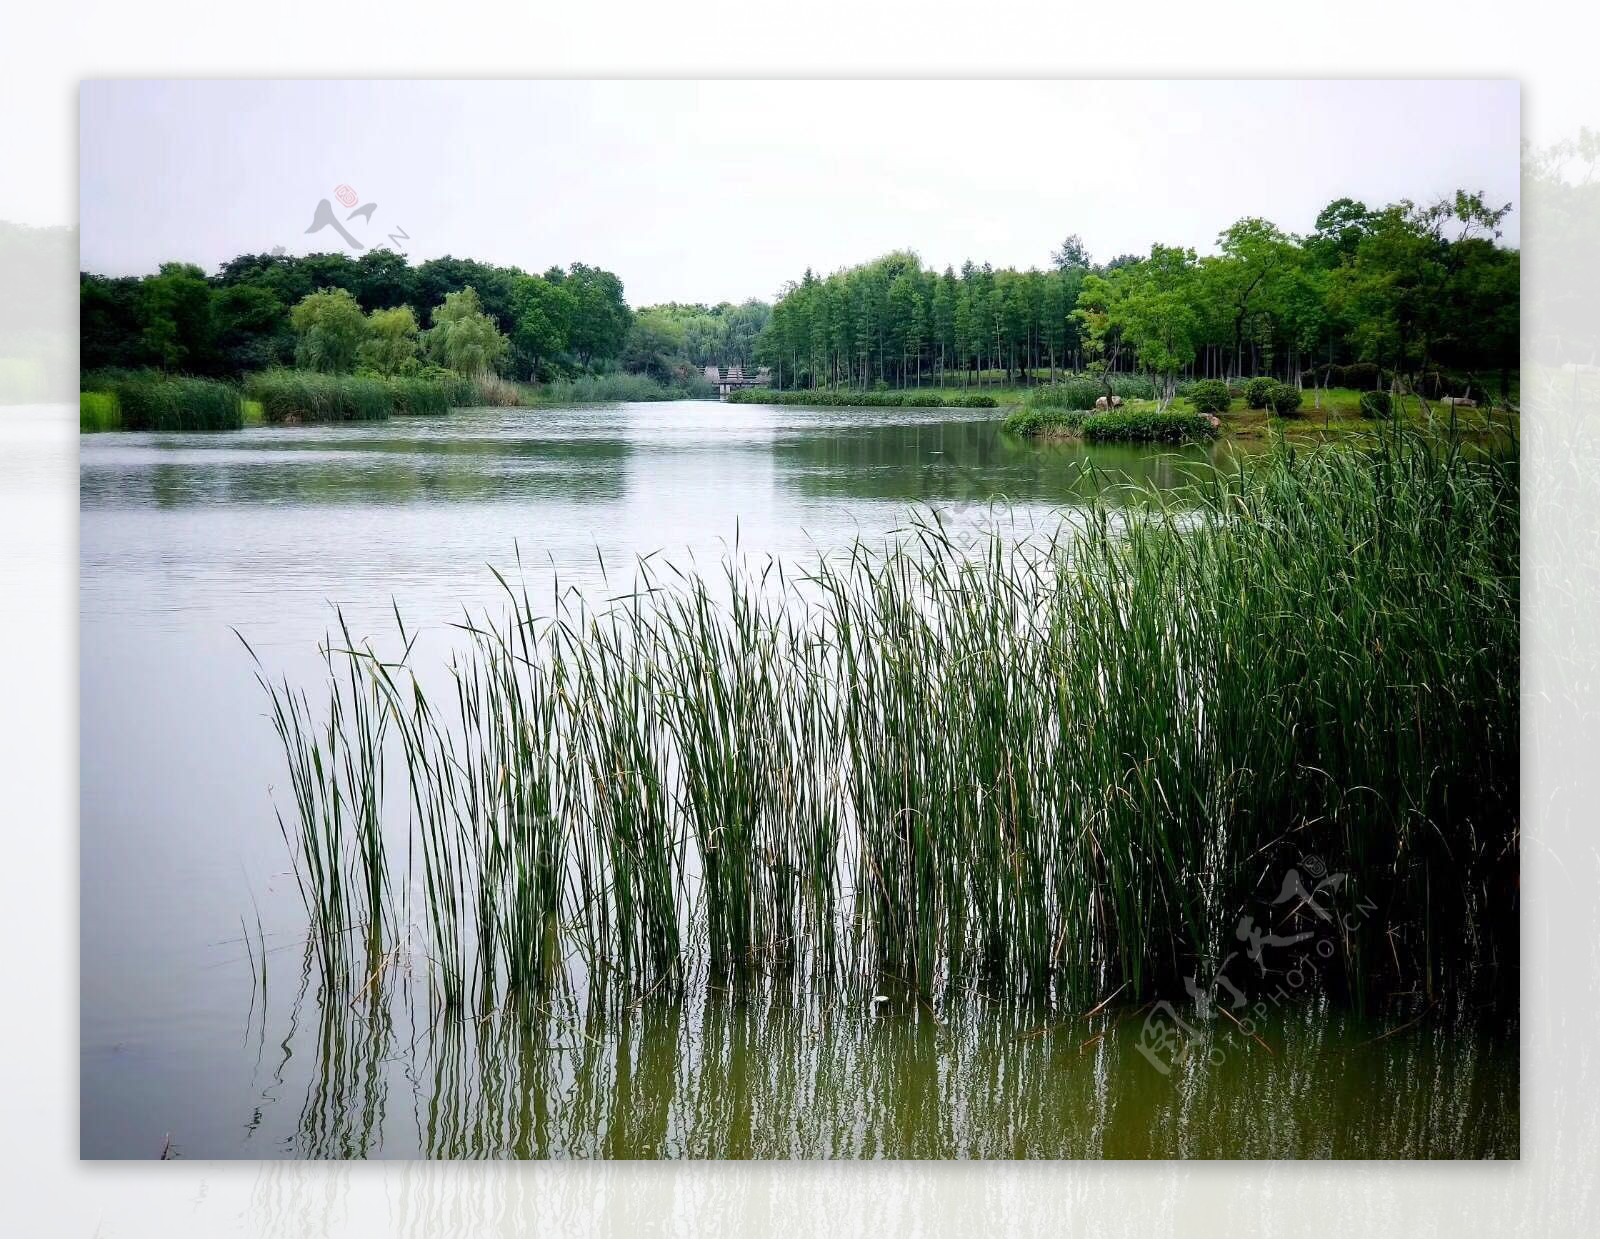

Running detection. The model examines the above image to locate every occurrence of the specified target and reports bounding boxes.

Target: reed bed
[97,371,243,431]
[521,373,715,404]
[246,369,467,423]
[254,430,1518,1015]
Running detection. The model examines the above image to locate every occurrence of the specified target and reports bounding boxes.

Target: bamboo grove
[755,192,1519,399]
[253,429,1518,1017]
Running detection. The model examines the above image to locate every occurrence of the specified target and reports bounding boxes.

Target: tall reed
[257,429,1518,1014]
[103,371,243,431]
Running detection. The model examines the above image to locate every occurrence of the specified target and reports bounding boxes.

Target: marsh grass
[98,372,243,431]
[246,370,468,423]
[79,389,120,432]
[255,429,1518,1016]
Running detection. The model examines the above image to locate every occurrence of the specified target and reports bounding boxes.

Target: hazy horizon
[79,80,1520,307]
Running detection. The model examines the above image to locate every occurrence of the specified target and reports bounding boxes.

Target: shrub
[1187,380,1232,414]
[110,372,243,431]
[1359,390,1393,419]
[1080,409,1219,443]
[1266,381,1303,416]
[1243,377,1276,409]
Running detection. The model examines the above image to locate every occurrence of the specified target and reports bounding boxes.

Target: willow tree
[426,286,509,377]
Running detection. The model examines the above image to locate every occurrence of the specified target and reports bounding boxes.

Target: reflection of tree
[772,414,1233,508]
[82,430,634,509]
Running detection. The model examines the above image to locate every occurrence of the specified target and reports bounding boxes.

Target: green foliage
[534,372,715,404]
[290,287,368,373]
[425,286,510,377]
[1360,390,1394,419]
[244,369,467,422]
[386,375,452,415]
[1002,407,1086,436]
[1186,379,1232,413]
[107,371,242,431]
[1266,381,1304,415]
[261,434,1518,1010]
[725,388,996,408]
[79,389,120,432]
[1080,409,1219,443]
[359,305,421,375]
[1025,377,1103,410]
[1243,377,1277,409]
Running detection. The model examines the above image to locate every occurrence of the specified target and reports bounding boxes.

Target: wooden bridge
[703,364,772,396]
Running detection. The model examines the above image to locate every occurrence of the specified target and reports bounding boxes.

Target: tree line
[755,191,1520,401]
[80,249,772,384]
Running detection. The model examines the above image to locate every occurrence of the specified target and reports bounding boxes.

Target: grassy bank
[728,387,999,408]
[1005,381,1514,445]
[257,429,1518,1015]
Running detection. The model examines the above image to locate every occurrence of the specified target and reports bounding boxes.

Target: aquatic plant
[257,429,1518,1016]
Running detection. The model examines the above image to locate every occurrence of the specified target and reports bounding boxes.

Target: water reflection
[265,958,1515,1159]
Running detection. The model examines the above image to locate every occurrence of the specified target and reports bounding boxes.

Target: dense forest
[755,192,1520,400]
[79,249,771,384]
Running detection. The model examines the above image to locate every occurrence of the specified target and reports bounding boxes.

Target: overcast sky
[78,80,1520,306]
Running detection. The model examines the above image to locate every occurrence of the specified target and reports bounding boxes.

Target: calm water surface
[79,401,1516,1159]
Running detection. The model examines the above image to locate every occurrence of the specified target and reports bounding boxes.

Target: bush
[1081,409,1220,443]
[1359,390,1393,419]
[1187,379,1232,413]
[1266,381,1303,416]
[1243,377,1276,409]
[109,372,243,431]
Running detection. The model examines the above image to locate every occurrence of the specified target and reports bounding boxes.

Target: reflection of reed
[267,966,1516,1159]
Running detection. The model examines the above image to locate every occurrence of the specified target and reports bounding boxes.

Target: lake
[78,400,1517,1159]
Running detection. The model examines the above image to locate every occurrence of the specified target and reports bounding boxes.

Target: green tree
[359,305,421,375]
[290,287,368,373]
[563,264,632,367]
[425,286,509,376]
[510,275,574,378]
[139,262,214,371]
